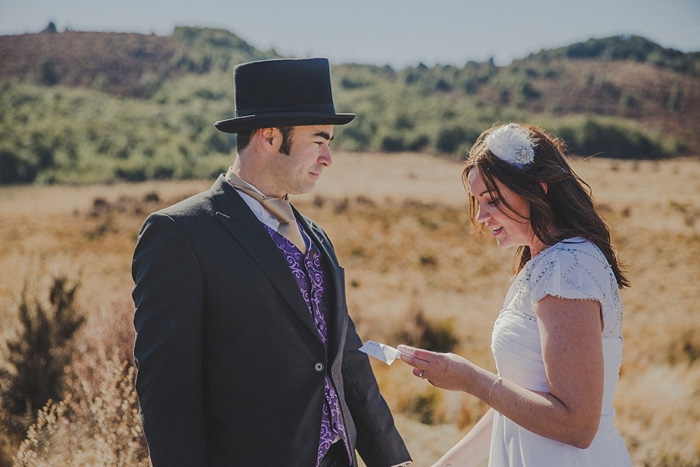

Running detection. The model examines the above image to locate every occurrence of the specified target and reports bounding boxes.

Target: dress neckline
[530,236,587,261]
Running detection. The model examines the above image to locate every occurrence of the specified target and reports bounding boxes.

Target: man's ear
[257,127,276,149]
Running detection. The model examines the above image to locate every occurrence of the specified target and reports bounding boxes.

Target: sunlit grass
[1,153,699,465]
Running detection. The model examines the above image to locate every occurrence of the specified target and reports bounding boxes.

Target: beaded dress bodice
[492,238,623,391]
[488,238,631,466]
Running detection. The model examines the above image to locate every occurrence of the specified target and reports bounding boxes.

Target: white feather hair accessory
[484,123,537,168]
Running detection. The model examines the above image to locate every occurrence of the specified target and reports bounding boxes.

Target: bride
[399,123,632,466]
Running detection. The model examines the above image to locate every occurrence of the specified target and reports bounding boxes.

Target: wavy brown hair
[463,123,629,289]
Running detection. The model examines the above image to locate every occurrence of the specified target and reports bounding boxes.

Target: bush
[394,303,459,353]
[0,275,85,441]
[0,147,38,184]
[575,119,666,159]
[14,359,149,466]
[436,126,475,155]
[408,390,442,425]
[380,135,406,152]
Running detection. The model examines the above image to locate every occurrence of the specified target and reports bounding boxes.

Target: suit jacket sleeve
[342,317,412,466]
[132,212,208,466]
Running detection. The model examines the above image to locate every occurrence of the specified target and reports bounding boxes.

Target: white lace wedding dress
[489,238,632,466]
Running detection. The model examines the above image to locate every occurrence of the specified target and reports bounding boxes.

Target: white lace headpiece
[484,123,537,168]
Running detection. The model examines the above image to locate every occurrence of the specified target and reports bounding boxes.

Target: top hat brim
[215,112,355,134]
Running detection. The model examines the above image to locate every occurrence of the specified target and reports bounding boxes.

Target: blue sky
[1,0,699,68]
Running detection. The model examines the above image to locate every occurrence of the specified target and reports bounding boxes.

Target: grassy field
[1,152,699,466]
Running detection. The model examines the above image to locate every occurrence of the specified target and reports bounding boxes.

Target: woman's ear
[540,182,548,194]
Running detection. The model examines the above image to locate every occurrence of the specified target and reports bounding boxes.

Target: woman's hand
[397,345,476,392]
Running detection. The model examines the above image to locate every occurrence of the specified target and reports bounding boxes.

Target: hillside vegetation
[1,27,699,184]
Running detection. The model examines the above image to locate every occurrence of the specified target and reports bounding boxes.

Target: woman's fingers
[398,345,437,382]
[397,344,422,367]
[397,345,414,364]
[398,345,434,363]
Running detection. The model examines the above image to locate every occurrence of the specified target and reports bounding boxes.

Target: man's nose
[320,147,333,167]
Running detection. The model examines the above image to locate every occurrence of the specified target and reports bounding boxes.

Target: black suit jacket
[132,175,410,466]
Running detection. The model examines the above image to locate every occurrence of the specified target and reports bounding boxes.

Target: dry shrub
[405,388,443,425]
[393,302,459,353]
[1,270,147,465]
[14,358,148,466]
[667,328,700,366]
[0,274,85,442]
[72,358,147,466]
[14,397,70,466]
[452,395,489,431]
[616,364,700,466]
[88,191,162,220]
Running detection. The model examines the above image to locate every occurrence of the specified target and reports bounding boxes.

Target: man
[132,58,412,466]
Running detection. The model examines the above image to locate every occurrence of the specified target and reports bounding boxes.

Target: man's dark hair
[236,127,294,154]
[236,130,253,152]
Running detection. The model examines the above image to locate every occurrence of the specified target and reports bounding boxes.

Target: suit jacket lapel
[210,176,323,343]
[294,206,349,364]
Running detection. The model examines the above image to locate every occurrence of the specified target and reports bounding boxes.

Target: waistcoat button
[314,362,325,372]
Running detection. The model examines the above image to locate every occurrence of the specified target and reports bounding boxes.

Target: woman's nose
[476,204,489,223]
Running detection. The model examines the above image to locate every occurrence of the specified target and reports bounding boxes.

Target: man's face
[268,125,334,196]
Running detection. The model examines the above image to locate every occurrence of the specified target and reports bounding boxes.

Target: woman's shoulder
[530,238,606,271]
[525,238,613,302]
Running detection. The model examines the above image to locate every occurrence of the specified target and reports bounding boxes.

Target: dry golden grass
[1,152,699,466]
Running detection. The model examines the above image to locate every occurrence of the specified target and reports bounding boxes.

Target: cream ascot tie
[225,169,307,254]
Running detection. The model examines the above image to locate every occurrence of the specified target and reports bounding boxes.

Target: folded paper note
[359,340,403,365]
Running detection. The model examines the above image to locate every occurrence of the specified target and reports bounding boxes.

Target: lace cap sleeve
[527,241,609,305]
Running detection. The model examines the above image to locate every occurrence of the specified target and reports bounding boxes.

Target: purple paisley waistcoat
[265,223,352,466]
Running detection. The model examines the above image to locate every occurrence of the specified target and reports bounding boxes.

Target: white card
[359,340,402,365]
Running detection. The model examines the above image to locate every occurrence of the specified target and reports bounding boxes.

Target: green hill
[1,26,698,184]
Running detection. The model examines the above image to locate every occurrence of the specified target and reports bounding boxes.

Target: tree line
[0,27,694,185]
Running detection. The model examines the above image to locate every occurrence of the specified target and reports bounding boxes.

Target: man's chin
[290,184,316,196]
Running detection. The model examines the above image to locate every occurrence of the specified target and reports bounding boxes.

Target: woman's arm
[431,409,493,467]
[399,295,603,449]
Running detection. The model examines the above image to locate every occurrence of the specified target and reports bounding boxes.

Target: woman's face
[467,167,546,256]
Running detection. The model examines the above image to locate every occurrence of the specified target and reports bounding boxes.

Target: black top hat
[214,58,355,133]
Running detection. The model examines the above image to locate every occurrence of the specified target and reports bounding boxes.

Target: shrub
[14,359,149,466]
[576,119,666,159]
[380,135,406,152]
[408,390,442,425]
[39,60,60,86]
[393,303,459,353]
[0,147,38,184]
[436,125,479,156]
[0,275,85,441]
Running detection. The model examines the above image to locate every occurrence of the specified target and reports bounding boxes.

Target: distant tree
[381,135,405,152]
[571,119,667,159]
[666,85,681,112]
[0,148,38,184]
[39,60,59,86]
[43,22,57,33]
[436,126,471,154]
